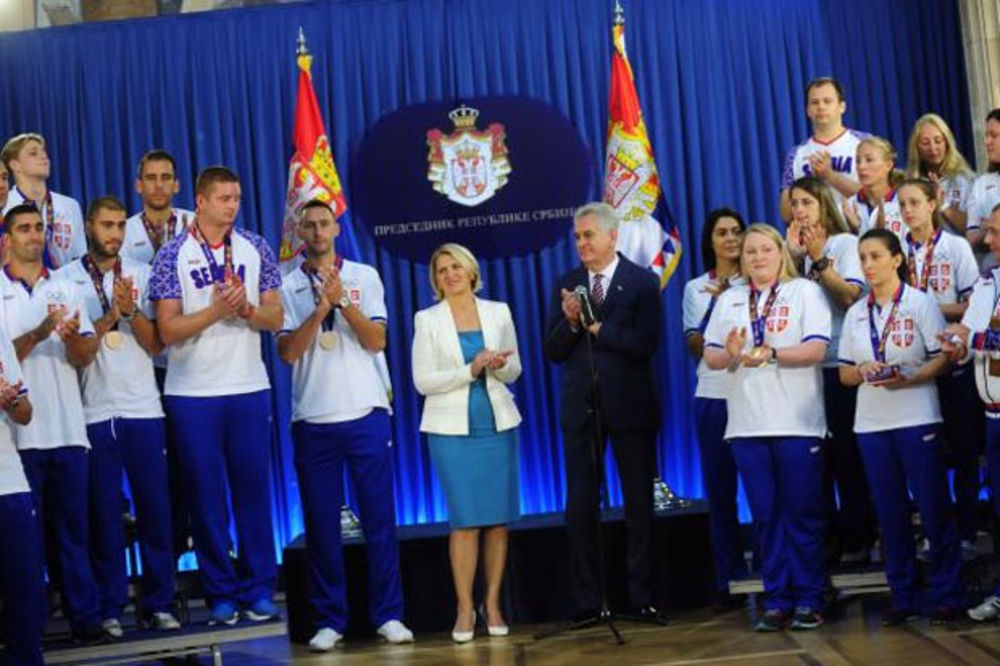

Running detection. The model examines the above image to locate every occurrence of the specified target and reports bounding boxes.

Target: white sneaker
[101,618,123,639]
[377,619,414,644]
[149,612,181,631]
[308,627,344,652]
[968,595,1000,622]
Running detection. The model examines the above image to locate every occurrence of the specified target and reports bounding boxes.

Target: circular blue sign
[351,96,593,262]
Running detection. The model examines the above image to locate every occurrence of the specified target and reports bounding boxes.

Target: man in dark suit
[544,201,663,618]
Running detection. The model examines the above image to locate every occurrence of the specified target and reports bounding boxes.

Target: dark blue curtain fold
[0,0,970,554]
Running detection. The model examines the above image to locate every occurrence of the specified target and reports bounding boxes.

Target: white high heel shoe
[480,604,509,637]
[451,610,476,643]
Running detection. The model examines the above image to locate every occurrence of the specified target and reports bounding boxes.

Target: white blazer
[412,297,522,435]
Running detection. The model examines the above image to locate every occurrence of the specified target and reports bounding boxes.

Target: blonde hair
[0,133,45,171]
[429,242,482,300]
[741,223,799,283]
[858,136,905,188]
[905,113,973,180]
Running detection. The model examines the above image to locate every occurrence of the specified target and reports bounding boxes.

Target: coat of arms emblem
[426,105,511,207]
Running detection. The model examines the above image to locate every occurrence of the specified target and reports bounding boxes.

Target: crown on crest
[448,105,480,129]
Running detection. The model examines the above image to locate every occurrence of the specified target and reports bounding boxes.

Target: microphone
[574,285,596,326]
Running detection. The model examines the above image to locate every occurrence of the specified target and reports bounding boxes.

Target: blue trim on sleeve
[802,334,831,343]
[845,278,866,287]
[370,316,388,323]
[837,358,856,366]
[148,234,184,301]
[683,327,699,337]
[704,342,724,349]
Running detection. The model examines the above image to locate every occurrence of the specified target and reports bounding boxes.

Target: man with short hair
[1,133,86,268]
[0,204,105,644]
[277,199,411,651]
[544,202,664,620]
[779,77,870,221]
[123,148,195,562]
[150,166,284,625]
[54,196,179,637]
[123,149,194,265]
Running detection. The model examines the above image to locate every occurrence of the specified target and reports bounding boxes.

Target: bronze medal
[990,316,1000,331]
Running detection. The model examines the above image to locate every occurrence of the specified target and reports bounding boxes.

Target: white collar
[588,253,620,286]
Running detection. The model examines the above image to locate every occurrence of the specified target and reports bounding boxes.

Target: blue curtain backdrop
[0,0,971,556]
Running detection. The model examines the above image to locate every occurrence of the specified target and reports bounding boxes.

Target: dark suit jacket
[543,253,662,432]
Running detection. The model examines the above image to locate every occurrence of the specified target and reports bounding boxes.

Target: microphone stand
[535,301,624,644]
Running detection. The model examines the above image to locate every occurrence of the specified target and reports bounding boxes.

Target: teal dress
[427,330,521,528]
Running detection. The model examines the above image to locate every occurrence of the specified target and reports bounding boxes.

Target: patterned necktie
[591,273,605,306]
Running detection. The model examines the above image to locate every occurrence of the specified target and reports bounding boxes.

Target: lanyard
[301,256,343,331]
[81,254,122,316]
[906,229,940,291]
[867,283,904,362]
[140,210,177,252]
[193,222,233,284]
[697,270,719,333]
[748,281,780,346]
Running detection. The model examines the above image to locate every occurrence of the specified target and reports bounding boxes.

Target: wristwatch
[811,256,831,273]
[338,294,352,309]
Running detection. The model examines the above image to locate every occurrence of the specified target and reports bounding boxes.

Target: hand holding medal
[743,343,773,368]
[858,360,903,386]
[938,324,968,363]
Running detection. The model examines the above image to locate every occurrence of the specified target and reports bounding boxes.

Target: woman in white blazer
[412,243,522,643]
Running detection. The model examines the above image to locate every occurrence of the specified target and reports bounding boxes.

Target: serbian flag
[602,3,681,288]
[279,30,348,265]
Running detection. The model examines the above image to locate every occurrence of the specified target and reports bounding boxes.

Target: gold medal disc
[104,331,124,350]
[319,331,337,350]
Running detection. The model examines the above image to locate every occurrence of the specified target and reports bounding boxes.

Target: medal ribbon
[748,280,780,347]
[906,229,940,291]
[141,210,178,252]
[82,254,122,330]
[867,283,904,362]
[193,221,234,284]
[697,270,719,333]
[302,255,344,332]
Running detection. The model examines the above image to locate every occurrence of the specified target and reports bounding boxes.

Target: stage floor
[92,596,1000,665]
